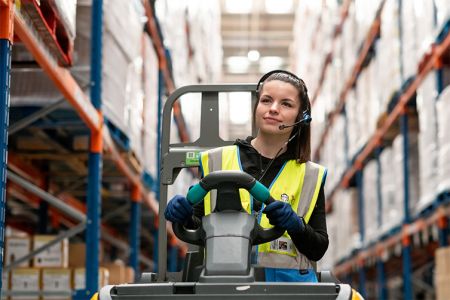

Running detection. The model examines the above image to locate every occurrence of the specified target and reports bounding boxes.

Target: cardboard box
[125,266,135,284]
[73,267,109,290]
[436,247,450,274]
[435,247,450,300]
[5,236,31,267]
[10,268,40,300]
[32,235,68,268]
[68,242,103,268]
[68,243,85,268]
[42,268,72,300]
[436,274,450,300]
[102,263,126,285]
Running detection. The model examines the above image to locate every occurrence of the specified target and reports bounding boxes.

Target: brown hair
[253,71,311,163]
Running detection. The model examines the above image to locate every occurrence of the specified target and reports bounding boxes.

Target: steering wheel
[172,171,285,246]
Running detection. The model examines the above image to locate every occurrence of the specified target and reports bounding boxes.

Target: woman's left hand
[263,201,305,233]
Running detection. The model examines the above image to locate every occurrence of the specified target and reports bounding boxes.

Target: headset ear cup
[302,110,312,127]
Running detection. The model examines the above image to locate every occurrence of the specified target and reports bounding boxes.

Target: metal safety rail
[157,84,257,281]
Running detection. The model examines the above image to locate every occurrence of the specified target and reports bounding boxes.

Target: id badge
[270,236,295,255]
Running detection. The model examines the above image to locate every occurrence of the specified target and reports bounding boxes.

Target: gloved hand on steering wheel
[164,195,193,224]
[263,200,305,233]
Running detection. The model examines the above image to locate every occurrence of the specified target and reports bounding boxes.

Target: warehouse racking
[306,0,450,299]
[0,0,194,298]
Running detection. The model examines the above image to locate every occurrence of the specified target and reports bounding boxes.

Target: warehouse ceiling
[220,0,297,83]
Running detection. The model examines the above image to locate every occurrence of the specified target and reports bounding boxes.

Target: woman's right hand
[164,195,194,224]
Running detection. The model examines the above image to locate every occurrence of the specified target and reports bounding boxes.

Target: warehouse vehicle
[92,84,363,299]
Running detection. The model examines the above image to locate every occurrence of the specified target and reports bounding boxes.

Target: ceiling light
[247,50,260,62]
[265,0,293,14]
[227,56,250,73]
[225,0,253,14]
[259,56,284,73]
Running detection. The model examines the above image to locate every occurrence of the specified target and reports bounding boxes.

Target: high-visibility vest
[200,145,327,270]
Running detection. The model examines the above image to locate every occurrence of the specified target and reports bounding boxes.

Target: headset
[255,69,312,130]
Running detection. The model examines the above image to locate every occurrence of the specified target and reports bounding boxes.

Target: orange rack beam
[325,30,450,213]
[11,6,186,251]
[142,0,190,143]
[334,205,450,277]
[13,9,101,132]
[313,14,382,162]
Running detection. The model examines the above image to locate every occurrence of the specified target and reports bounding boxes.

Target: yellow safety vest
[200,145,327,269]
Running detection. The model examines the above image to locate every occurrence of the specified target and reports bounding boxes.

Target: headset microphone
[278,111,312,130]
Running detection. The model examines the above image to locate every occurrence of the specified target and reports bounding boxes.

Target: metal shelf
[334,203,450,277]
[13,7,101,132]
[1,0,189,295]
[323,10,450,299]
[313,0,385,162]
[326,30,450,212]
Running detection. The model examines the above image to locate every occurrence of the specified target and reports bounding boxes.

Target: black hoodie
[193,136,329,262]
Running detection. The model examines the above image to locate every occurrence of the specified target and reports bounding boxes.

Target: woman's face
[255,80,301,136]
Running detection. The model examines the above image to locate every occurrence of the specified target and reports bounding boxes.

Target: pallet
[416,191,450,219]
[20,0,73,66]
[142,171,157,191]
[104,119,130,152]
[379,224,401,241]
[123,149,143,174]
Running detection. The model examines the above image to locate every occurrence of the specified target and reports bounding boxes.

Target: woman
[165,70,328,282]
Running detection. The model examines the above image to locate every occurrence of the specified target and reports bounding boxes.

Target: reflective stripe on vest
[200,145,326,269]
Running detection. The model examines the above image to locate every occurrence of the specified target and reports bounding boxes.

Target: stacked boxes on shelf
[400,1,435,81]
[355,63,382,149]
[142,34,160,181]
[321,115,347,197]
[41,268,72,300]
[10,268,41,300]
[353,0,382,46]
[47,0,78,41]
[292,1,339,96]
[436,86,450,193]
[415,73,439,214]
[69,242,110,290]
[340,2,357,85]
[345,89,362,159]
[20,0,78,66]
[32,235,69,268]
[4,236,32,268]
[320,188,359,268]
[295,0,450,267]
[185,1,222,83]
[155,0,222,86]
[3,234,117,298]
[154,0,223,198]
[4,234,70,299]
[363,160,380,245]
[73,268,109,291]
[102,0,146,158]
[392,131,420,219]
[379,146,397,234]
[377,0,402,109]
